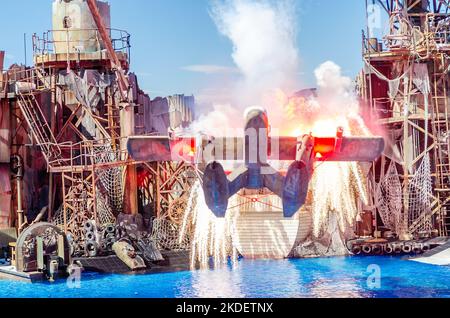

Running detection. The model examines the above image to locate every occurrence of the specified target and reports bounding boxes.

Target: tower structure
[360,0,450,238]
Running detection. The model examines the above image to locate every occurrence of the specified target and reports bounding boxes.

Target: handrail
[362,12,450,56]
[32,28,131,64]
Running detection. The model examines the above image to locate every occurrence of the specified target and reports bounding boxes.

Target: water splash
[311,161,368,238]
[180,181,239,269]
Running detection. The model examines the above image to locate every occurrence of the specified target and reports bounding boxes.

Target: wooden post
[156,163,161,218]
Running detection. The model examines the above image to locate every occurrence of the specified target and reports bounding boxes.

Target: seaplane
[127,107,385,218]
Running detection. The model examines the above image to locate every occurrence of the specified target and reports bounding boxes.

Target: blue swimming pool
[0,256,448,298]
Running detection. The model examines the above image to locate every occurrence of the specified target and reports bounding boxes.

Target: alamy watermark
[367,2,382,37]
[367,264,381,289]
[66,264,82,289]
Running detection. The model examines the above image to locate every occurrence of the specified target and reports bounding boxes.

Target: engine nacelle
[282,161,311,218]
[203,162,230,218]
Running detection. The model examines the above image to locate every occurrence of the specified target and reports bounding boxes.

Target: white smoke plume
[189,0,371,139]
[211,0,299,103]
[191,0,300,135]
[285,60,369,137]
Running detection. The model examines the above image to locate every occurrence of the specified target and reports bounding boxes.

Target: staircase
[16,90,64,168]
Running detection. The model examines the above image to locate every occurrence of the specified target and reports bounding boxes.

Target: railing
[32,28,131,64]
[363,12,450,56]
[0,70,5,94]
[6,67,51,90]
[56,137,131,170]
[3,66,131,171]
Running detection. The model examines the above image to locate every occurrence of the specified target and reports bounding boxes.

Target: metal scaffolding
[361,0,450,238]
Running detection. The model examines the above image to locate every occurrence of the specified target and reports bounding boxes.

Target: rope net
[376,161,403,235]
[375,155,433,235]
[95,190,117,226]
[151,217,190,251]
[93,144,124,215]
[52,188,116,228]
[407,154,433,234]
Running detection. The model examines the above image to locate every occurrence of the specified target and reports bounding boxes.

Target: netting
[407,154,433,234]
[375,155,433,235]
[376,161,403,234]
[96,190,116,226]
[94,144,124,215]
[52,205,70,228]
[151,217,190,251]
[52,187,116,228]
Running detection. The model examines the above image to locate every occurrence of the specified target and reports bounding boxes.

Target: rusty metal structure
[0,0,196,263]
[360,0,450,239]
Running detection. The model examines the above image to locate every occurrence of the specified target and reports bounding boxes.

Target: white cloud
[181,64,239,74]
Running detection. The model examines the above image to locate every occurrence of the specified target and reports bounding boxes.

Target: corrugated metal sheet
[231,194,313,259]
[233,209,312,259]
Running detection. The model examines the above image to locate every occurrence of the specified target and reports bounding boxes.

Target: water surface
[0,256,448,298]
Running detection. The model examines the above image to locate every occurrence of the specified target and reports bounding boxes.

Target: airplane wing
[127,135,385,163]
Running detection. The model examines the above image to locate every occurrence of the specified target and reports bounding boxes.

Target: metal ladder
[16,91,64,168]
[431,55,450,236]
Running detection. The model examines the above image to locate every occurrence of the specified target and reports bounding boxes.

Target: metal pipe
[11,155,25,234]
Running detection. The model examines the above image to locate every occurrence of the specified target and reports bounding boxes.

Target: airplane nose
[244,107,269,131]
[244,107,270,167]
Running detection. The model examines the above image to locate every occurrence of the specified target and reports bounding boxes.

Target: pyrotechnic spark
[180,181,239,270]
[311,161,368,238]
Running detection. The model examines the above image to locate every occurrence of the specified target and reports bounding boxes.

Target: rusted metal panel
[0,100,10,163]
[0,164,10,193]
[0,194,11,229]
[0,164,11,229]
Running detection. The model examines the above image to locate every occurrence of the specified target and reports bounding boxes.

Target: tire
[106,224,116,234]
[384,244,394,254]
[402,244,412,254]
[372,244,382,255]
[85,241,99,258]
[352,246,362,255]
[84,220,96,233]
[86,232,96,242]
[362,245,372,254]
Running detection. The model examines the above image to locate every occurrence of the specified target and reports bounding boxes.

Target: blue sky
[0,0,368,98]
